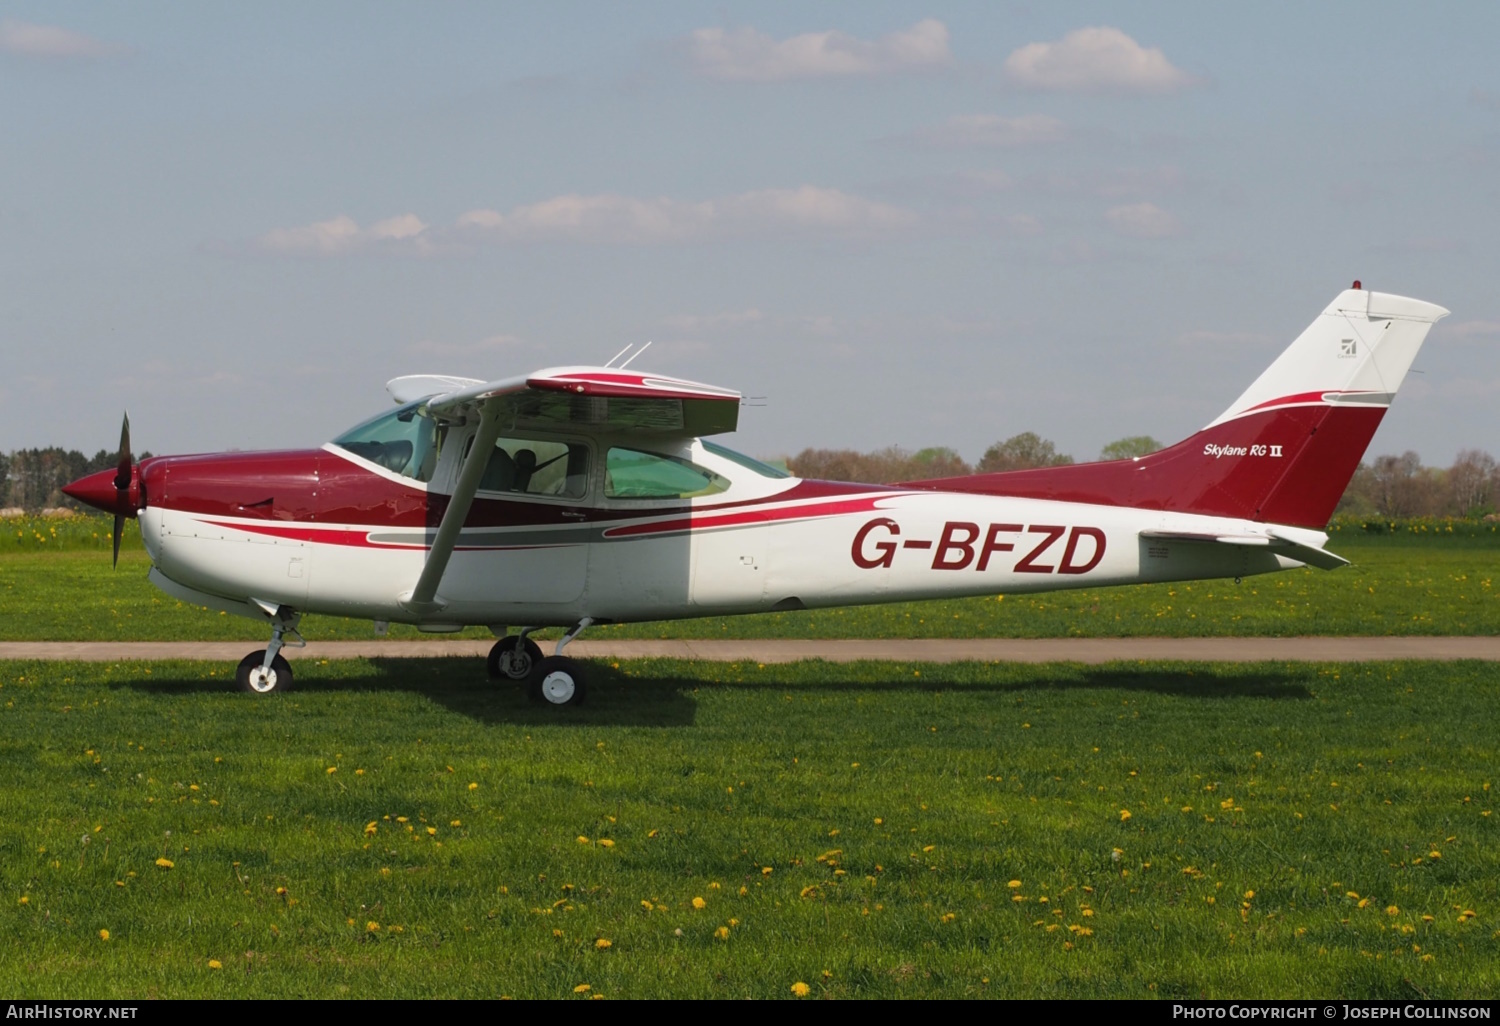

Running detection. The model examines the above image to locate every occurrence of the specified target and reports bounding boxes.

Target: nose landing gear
[523,617,592,707]
[237,608,304,694]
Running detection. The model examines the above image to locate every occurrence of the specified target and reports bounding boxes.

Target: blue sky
[4,2,1498,465]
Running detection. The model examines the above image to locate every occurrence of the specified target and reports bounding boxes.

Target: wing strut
[401,401,505,615]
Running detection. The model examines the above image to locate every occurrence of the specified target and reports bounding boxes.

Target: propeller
[111,412,131,568]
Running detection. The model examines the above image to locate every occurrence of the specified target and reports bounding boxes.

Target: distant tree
[1368,451,1448,517]
[1099,435,1163,461]
[1447,449,1498,516]
[1335,462,1380,517]
[976,432,1073,474]
[787,445,972,484]
[907,447,971,479]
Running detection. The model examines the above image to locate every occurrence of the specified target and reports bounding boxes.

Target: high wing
[388,366,742,614]
[387,366,741,437]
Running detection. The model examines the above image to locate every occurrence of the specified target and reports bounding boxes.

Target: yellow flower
[355,769,365,776]
[1429,850,1441,859]
[426,826,437,836]
[155,858,174,869]
[1386,905,1400,916]
[692,896,706,909]
[1119,809,1131,821]
[595,938,611,949]
[599,839,615,848]
[940,913,955,923]
[18,896,27,905]
[790,982,810,998]
[326,766,337,774]
[577,836,590,845]
[1008,880,1022,889]
[468,782,478,790]
[761,867,773,875]
[574,984,591,994]
[99,929,110,941]
[553,929,564,937]
[1244,891,1255,899]
[367,921,380,932]
[714,926,730,940]
[364,822,378,836]
[450,820,461,827]
[208,960,222,970]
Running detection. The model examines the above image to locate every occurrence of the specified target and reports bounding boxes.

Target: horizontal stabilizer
[1139,530,1349,570]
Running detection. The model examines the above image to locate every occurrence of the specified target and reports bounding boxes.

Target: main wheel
[236,650,294,694]
[528,656,586,707]
[487,635,544,681]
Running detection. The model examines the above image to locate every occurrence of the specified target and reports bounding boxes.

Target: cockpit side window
[480,437,589,499]
[605,447,729,499]
[332,402,444,482]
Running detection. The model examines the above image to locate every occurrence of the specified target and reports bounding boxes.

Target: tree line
[787,434,1500,519]
[0,448,141,512]
[4,435,1496,520]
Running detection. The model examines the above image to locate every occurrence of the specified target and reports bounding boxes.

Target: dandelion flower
[1008,880,1022,889]
[1119,810,1131,822]
[1429,850,1441,859]
[941,913,956,923]
[364,822,378,837]
[326,767,337,774]
[155,858,174,869]
[574,984,591,993]
[577,836,590,845]
[714,926,729,940]
[367,921,380,932]
[790,982,810,998]
[692,896,706,909]
[18,897,28,905]
[761,867,773,875]
[1387,905,1400,916]
[208,960,222,970]
[468,782,478,790]
[450,820,461,827]
[595,938,612,949]
[599,839,615,848]
[426,827,437,836]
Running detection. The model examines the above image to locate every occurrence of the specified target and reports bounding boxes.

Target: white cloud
[685,19,951,81]
[456,185,918,244]
[1446,320,1500,339]
[900,113,1067,148]
[662,309,767,333]
[1105,202,1181,239]
[1005,27,1195,94]
[0,19,121,58]
[253,188,916,255]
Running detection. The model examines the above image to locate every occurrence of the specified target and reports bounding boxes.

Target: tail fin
[911,286,1449,528]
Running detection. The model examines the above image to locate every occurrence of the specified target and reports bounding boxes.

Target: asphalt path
[2,637,1499,663]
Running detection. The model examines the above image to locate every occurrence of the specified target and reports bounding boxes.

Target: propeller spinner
[60,411,140,567]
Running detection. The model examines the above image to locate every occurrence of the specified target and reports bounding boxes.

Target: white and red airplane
[65,284,1446,704]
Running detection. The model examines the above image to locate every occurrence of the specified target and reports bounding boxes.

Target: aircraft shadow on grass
[117,658,1311,727]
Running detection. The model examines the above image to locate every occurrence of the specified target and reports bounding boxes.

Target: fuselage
[124,429,1310,630]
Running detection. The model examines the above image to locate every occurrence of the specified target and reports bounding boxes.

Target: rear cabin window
[480,437,589,500]
[332,402,443,482]
[605,447,729,499]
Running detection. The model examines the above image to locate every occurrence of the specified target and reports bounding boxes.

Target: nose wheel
[487,632,543,681]
[237,650,293,693]
[528,656,586,706]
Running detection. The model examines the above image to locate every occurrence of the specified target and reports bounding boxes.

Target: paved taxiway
[2,637,1499,663]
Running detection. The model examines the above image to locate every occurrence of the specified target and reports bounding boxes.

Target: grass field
[0,656,1494,998]
[5,531,1497,643]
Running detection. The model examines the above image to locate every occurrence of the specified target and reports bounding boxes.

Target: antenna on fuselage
[617,340,652,369]
[602,343,633,368]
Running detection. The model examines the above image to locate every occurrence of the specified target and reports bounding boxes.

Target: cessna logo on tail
[852,518,1106,575]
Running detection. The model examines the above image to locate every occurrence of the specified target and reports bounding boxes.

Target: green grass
[0,657,1494,997]
[5,535,1498,641]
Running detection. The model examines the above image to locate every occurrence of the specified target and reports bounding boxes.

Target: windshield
[332,402,443,482]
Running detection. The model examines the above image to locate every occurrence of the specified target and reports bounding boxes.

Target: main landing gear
[236,608,304,694]
[493,618,593,707]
